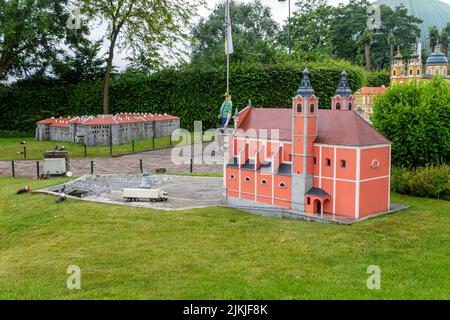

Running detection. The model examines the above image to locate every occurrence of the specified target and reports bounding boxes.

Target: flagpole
[227,53,230,93]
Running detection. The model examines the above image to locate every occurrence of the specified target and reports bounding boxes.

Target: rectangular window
[313,157,317,165]
[307,197,311,205]
[340,160,346,168]
[326,158,331,166]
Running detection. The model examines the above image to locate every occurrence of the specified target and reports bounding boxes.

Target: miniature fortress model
[224,69,392,221]
[36,113,180,146]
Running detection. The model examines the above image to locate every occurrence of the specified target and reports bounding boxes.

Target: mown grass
[0,176,448,299]
[0,135,210,160]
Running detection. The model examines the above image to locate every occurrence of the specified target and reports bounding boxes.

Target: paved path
[0,143,223,179]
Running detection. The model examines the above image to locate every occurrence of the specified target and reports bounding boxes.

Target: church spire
[334,70,352,98]
[394,46,403,60]
[297,68,315,97]
[331,70,354,111]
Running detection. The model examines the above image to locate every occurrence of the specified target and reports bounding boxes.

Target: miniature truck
[123,188,168,202]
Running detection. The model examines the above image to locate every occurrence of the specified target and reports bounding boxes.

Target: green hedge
[391,165,450,200]
[0,130,34,138]
[365,70,390,87]
[0,60,366,132]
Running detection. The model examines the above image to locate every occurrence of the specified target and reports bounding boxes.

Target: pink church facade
[224,69,391,221]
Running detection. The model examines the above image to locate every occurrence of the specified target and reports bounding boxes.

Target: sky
[96,0,450,69]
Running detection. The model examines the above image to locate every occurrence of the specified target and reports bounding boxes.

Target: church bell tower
[331,70,354,111]
[291,68,318,211]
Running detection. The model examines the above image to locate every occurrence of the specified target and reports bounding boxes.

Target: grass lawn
[0,176,448,299]
[0,136,184,160]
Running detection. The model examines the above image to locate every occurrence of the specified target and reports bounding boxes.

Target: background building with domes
[390,44,449,84]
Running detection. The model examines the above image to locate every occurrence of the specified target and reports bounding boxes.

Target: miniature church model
[224,69,392,221]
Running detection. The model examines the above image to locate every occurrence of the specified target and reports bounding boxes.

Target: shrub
[391,165,450,200]
[372,77,450,167]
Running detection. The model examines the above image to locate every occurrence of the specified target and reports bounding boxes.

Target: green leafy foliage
[391,165,450,200]
[0,0,92,80]
[365,70,390,87]
[372,78,450,167]
[191,0,280,66]
[0,59,366,132]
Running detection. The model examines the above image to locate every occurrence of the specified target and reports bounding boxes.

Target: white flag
[225,0,233,55]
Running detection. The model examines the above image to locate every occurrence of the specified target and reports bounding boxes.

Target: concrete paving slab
[36,174,224,211]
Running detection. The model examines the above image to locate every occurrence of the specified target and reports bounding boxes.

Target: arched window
[409,69,413,75]
[393,70,396,76]
[296,103,302,113]
[336,102,341,110]
[245,176,251,183]
[261,179,267,185]
[348,103,352,111]
[310,104,314,113]
[417,69,420,75]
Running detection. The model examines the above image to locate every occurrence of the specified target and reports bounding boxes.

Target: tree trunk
[365,42,371,71]
[0,53,13,78]
[390,44,394,63]
[102,32,119,115]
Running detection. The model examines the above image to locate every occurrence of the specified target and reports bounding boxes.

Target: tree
[359,29,373,70]
[370,4,422,69]
[372,78,450,168]
[440,22,450,58]
[330,1,421,69]
[388,32,395,62]
[287,0,335,58]
[78,0,204,114]
[0,0,89,80]
[429,26,440,52]
[191,0,280,66]
[50,39,105,83]
[330,0,370,65]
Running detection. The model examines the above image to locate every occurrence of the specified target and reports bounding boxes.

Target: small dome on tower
[334,70,353,98]
[297,68,315,97]
[411,43,420,59]
[394,46,403,60]
[426,44,448,65]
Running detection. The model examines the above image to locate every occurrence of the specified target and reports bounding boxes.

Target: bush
[391,165,450,200]
[0,59,366,132]
[372,77,450,167]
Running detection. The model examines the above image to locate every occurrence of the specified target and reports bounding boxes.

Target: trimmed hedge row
[0,60,366,132]
[391,165,450,200]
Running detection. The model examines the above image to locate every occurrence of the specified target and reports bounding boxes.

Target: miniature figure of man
[219,93,233,128]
